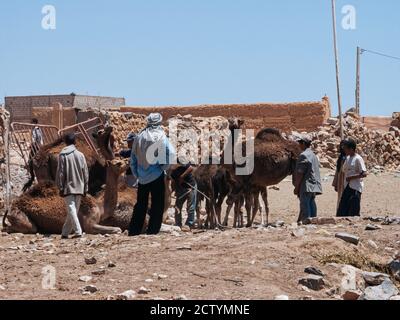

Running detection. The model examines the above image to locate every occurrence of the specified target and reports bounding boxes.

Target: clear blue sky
[0,0,399,115]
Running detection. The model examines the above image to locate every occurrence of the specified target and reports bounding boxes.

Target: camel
[2,158,128,234]
[192,118,244,229]
[23,126,114,194]
[223,128,301,227]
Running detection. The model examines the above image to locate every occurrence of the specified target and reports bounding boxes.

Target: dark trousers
[337,185,361,217]
[128,173,165,236]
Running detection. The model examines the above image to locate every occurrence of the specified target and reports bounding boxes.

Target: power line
[361,48,400,62]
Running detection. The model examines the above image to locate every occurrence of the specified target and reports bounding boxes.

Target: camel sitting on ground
[2,158,128,235]
[224,128,301,227]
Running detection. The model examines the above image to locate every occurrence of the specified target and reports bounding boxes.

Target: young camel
[193,117,244,229]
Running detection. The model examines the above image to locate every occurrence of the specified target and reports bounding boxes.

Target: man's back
[297,148,322,195]
[56,145,89,196]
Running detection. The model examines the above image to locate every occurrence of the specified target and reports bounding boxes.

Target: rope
[361,48,400,62]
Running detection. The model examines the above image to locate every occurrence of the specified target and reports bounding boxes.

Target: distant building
[5,93,125,122]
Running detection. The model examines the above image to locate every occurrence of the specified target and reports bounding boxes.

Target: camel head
[228,118,245,131]
[2,208,38,234]
[105,158,129,176]
[93,126,115,161]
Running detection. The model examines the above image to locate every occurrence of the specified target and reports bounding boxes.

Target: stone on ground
[335,232,360,245]
[298,275,326,291]
[362,271,390,286]
[359,279,399,300]
[304,266,325,277]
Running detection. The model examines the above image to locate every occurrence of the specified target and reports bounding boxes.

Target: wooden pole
[3,112,11,215]
[331,0,344,140]
[355,46,361,116]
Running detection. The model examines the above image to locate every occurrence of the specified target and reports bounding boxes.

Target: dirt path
[0,169,399,300]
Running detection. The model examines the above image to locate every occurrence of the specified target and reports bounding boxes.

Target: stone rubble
[102,111,231,160]
[293,113,400,171]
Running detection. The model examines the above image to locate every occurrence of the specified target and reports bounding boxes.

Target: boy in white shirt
[337,139,367,217]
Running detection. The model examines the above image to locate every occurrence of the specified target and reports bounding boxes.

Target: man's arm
[130,151,139,178]
[55,155,65,193]
[294,172,304,196]
[294,155,307,196]
[178,165,194,186]
[82,155,89,195]
[161,136,176,171]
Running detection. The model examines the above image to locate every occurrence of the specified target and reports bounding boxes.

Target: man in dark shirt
[171,161,197,231]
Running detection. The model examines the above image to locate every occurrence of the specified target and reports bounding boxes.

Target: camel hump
[256,128,283,142]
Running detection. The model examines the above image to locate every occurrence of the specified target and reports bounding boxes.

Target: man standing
[56,133,89,239]
[31,118,44,151]
[171,160,197,231]
[294,135,322,223]
[337,139,367,217]
[128,113,175,236]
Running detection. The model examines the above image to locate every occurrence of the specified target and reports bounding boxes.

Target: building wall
[120,96,331,133]
[73,96,125,110]
[5,94,125,123]
[362,116,393,131]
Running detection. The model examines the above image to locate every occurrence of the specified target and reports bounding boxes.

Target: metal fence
[58,117,104,156]
[10,123,60,167]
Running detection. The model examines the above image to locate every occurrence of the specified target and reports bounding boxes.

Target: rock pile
[166,114,230,161]
[298,114,400,171]
[103,111,231,160]
[101,111,147,150]
[391,112,400,128]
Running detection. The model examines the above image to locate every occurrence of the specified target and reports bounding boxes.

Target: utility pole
[355,46,361,116]
[331,0,344,140]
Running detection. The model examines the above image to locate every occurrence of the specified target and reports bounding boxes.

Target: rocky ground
[0,169,399,300]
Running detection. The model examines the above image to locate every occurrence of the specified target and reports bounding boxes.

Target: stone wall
[119,96,331,133]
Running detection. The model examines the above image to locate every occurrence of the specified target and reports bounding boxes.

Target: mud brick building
[5,94,125,123]
[120,96,332,133]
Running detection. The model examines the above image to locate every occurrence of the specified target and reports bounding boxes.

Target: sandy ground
[0,169,399,300]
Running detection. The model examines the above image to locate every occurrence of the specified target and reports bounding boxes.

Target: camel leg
[223,196,234,226]
[260,187,269,226]
[239,195,245,228]
[247,190,261,227]
[196,196,203,228]
[245,192,253,227]
[233,200,238,228]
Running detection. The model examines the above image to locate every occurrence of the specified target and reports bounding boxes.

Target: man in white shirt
[337,139,367,217]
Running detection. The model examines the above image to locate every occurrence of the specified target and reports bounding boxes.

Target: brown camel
[2,158,128,235]
[23,127,114,194]
[224,128,301,227]
[193,117,244,229]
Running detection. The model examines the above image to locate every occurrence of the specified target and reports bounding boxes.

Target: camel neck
[103,167,119,217]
